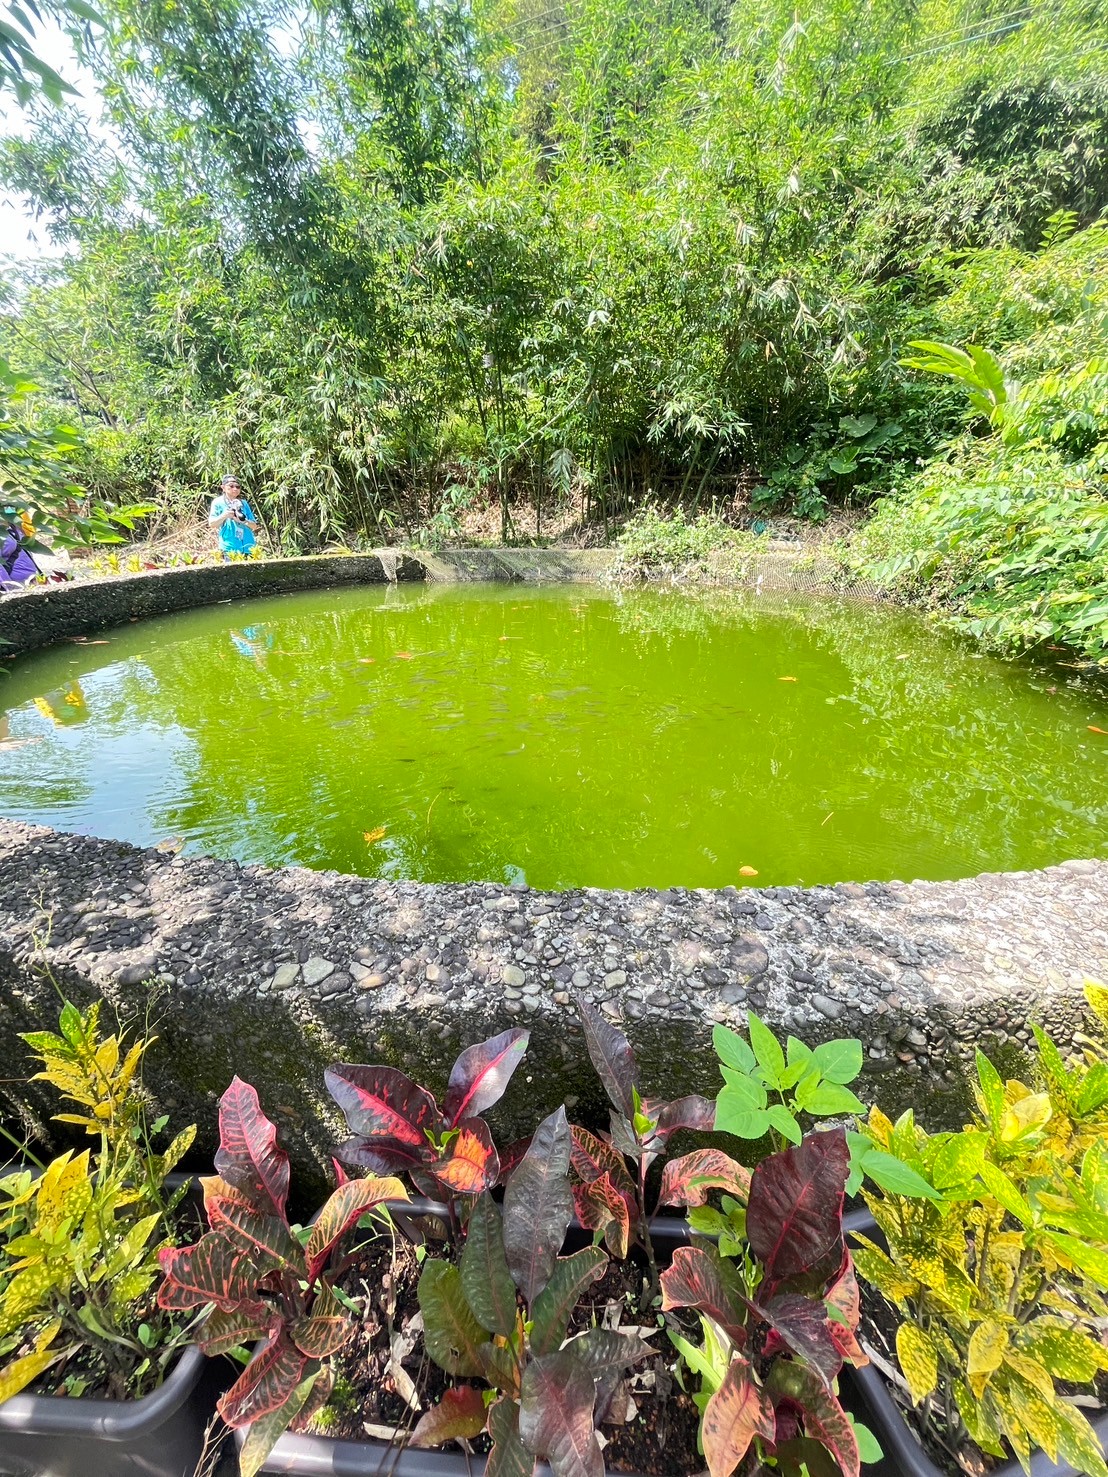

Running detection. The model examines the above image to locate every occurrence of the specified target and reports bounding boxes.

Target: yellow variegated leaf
[0,1264,61,1337]
[850,1242,917,1304]
[94,1035,120,1082]
[1003,1374,1062,1462]
[161,1124,197,1175]
[954,1377,1006,1459]
[1018,1320,1108,1382]
[900,1251,978,1318]
[112,1270,154,1306]
[1003,1351,1053,1402]
[865,1106,895,1150]
[1056,1396,1108,1477]
[1083,979,1108,1036]
[896,1322,938,1404]
[968,1319,1009,1398]
[98,1213,161,1282]
[0,1321,61,1403]
[999,1093,1052,1143]
[988,1384,1033,1474]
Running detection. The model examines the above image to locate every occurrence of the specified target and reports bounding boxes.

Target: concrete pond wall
[0,550,1105,1194]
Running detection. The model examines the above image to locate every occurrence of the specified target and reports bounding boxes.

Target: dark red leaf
[442,1028,530,1127]
[658,1149,751,1208]
[217,1330,308,1429]
[206,1196,303,1269]
[429,1118,500,1196]
[157,1232,259,1311]
[659,1246,747,1345]
[214,1077,291,1219]
[767,1364,859,1477]
[324,1064,440,1146]
[411,1385,489,1448]
[333,1135,426,1175]
[701,1360,775,1477]
[755,1293,841,1388]
[746,1129,847,1288]
[197,1301,275,1356]
[495,1135,533,1185]
[503,1106,573,1305]
[519,1348,604,1477]
[648,1094,716,1143]
[576,998,637,1119]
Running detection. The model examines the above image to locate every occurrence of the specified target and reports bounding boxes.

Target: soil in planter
[310,1230,702,1476]
[859,1281,1108,1477]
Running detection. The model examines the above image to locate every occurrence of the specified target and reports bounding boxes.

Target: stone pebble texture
[1,818,1105,1199]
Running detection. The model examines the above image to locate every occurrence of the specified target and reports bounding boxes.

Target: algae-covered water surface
[2,582,1106,889]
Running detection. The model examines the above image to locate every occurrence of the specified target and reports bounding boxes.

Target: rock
[302,957,335,989]
[271,962,300,991]
[811,994,846,1021]
[358,973,386,990]
[729,939,769,981]
[603,969,627,988]
[115,952,159,986]
[501,964,526,988]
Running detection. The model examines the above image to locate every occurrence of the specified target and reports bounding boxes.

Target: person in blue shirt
[208,474,259,558]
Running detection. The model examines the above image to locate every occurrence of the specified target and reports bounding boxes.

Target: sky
[0,17,101,263]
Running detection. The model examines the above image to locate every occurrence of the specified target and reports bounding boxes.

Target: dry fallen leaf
[739,865,758,877]
[358,657,376,664]
[778,676,798,682]
[394,651,412,660]
[1089,726,1108,736]
[363,826,387,844]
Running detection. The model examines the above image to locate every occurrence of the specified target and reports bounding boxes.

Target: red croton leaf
[217,1329,308,1429]
[290,1285,354,1359]
[659,1246,747,1345]
[746,1129,848,1289]
[410,1385,489,1448]
[702,1359,776,1477]
[429,1119,501,1196]
[197,1301,276,1357]
[767,1364,860,1477]
[305,1173,408,1282]
[647,1094,716,1144]
[572,1172,632,1258]
[487,1396,535,1477]
[206,1196,304,1269]
[503,1106,573,1305]
[519,1347,604,1477]
[569,1124,634,1193]
[333,1134,426,1175]
[442,1028,530,1128]
[324,1064,440,1147]
[658,1149,752,1208]
[755,1293,842,1389]
[576,998,638,1119]
[825,1252,867,1367]
[157,1232,259,1312]
[214,1077,291,1220]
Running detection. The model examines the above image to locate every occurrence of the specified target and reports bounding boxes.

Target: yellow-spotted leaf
[895,1322,938,1405]
[954,1378,1006,1460]
[1003,1375,1062,1464]
[968,1319,1009,1398]
[998,1093,1052,1143]
[1056,1397,1108,1477]
[1002,1351,1053,1402]
[0,1319,61,1403]
[850,1243,917,1305]
[1018,1321,1108,1382]
[1083,979,1108,1035]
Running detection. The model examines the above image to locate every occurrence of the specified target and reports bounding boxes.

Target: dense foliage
[1,0,1106,552]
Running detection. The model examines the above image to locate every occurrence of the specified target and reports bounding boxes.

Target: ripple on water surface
[1,582,1106,890]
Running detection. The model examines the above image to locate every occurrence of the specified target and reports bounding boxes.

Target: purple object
[1,525,40,590]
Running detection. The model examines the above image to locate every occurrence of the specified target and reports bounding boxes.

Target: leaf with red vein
[442,1028,530,1127]
[239,1369,323,1477]
[569,1125,634,1195]
[429,1119,500,1196]
[333,1135,426,1175]
[659,1246,747,1345]
[572,1172,631,1257]
[576,998,637,1118]
[503,1106,573,1305]
[324,1064,440,1145]
[217,1330,308,1429]
[198,1301,275,1356]
[702,1360,775,1477]
[488,1397,535,1477]
[305,1173,408,1281]
[495,1135,533,1185]
[411,1386,489,1447]
[214,1078,291,1219]
[206,1197,304,1269]
[519,1348,604,1477]
[768,1364,860,1477]
[755,1293,841,1389]
[290,1283,354,1358]
[460,1192,517,1337]
[658,1149,751,1208]
[825,1252,867,1366]
[157,1233,258,1311]
[530,1247,607,1357]
[747,1129,848,1288]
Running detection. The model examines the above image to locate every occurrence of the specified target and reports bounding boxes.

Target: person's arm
[242,502,259,532]
[208,499,231,527]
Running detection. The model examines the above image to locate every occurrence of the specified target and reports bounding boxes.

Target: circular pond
[1,582,1106,889]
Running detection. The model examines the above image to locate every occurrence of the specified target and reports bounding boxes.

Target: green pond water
[1,582,1106,890]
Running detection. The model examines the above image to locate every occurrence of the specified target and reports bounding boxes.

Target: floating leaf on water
[778,676,798,682]
[357,658,376,664]
[155,837,184,853]
[394,652,412,660]
[1089,726,1108,736]
[0,736,42,752]
[739,865,758,877]
[363,826,387,844]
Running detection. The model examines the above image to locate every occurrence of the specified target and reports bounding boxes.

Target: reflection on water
[0,582,1105,889]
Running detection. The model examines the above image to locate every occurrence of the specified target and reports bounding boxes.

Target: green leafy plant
[0,1000,196,1401]
[411,1105,653,1473]
[157,1077,407,1477]
[852,1032,1108,1477]
[900,340,1018,430]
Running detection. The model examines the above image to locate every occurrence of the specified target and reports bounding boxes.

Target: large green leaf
[461,1192,518,1337]
[418,1261,490,1376]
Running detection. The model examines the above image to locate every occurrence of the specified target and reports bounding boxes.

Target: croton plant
[157,1078,407,1477]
